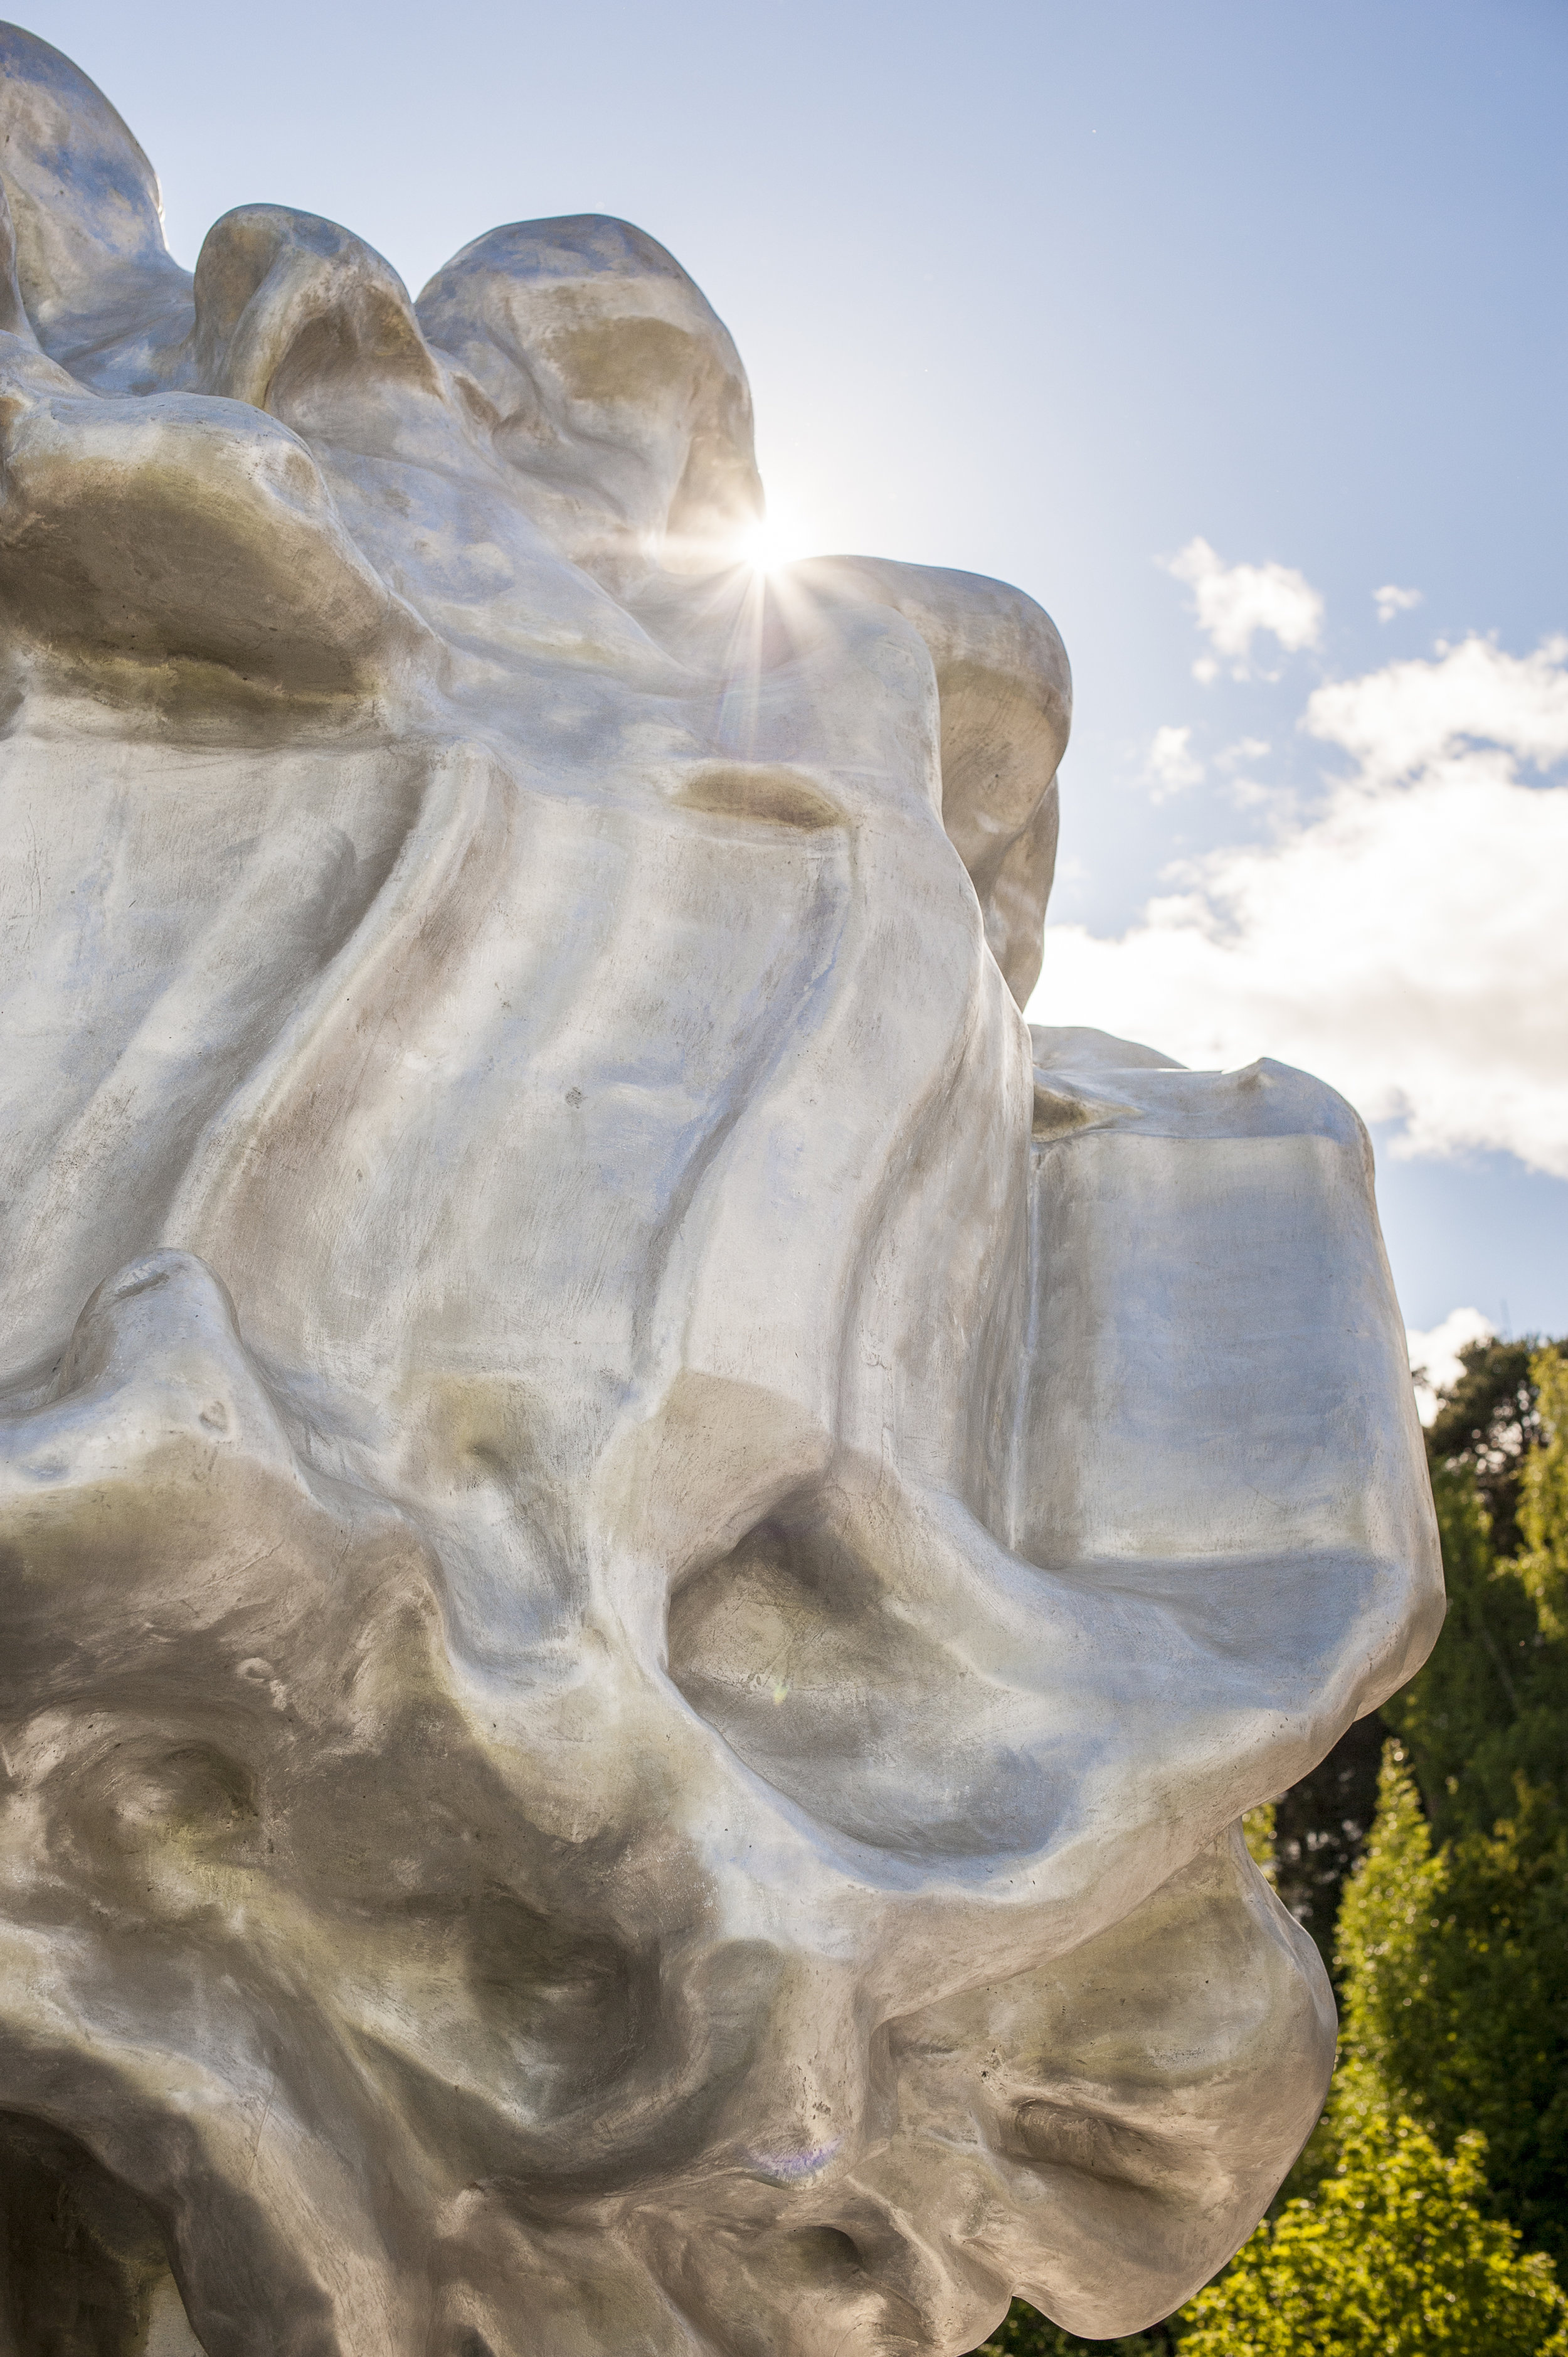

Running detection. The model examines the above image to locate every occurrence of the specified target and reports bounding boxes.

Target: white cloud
[1406,1306,1495,1425]
[1220,737,1273,767]
[1030,635,1568,1178]
[1217,737,1278,809]
[1225,776,1288,812]
[1306,634,1568,782]
[1375,583,1424,624]
[1145,724,1203,801]
[1165,536,1324,678]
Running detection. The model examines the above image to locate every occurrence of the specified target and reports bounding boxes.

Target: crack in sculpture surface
[0,24,1443,2357]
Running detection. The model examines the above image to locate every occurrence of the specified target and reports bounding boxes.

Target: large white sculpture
[0,25,1441,2356]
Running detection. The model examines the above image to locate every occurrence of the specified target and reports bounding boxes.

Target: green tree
[1384,1359,1568,1847]
[1268,1708,1384,1973]
[1177,2094,1568,2357]
[1338,1731,1568,2265]
[1519,1344,1568,1642]
[1357,1348,1568,2264]
[1172,1736,1568,2351]
[1423,1337,1552,1559]
[1379,1459,1537,1835]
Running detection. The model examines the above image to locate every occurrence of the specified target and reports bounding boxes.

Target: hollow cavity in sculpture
[0,24,1442,2357]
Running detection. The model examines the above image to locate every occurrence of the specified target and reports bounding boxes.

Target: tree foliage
[1385,1351,1568,1847]
[1423,1338,1550,1558]
[1335,1742,1568,2267]
[1268,1708,1384,1971]
[1177,2090,1568,2357]
[1519,1344,1568,1642]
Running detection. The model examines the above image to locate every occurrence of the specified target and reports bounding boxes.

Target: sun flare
[729,496,819,575]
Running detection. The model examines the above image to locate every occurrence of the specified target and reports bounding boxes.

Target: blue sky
[19,0,1568,1356]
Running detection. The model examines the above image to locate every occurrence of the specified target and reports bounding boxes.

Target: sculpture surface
[0,26,1443,2355]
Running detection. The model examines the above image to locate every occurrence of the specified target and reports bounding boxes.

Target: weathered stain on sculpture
[0,23,1442,2356]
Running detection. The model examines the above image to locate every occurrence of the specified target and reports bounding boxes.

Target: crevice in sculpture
[0,24,1442,2355]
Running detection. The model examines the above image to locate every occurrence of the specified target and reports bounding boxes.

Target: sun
[729,493,819,576]
[732,514,792,573]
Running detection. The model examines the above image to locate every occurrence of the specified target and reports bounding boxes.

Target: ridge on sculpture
[0,23,1442,2357]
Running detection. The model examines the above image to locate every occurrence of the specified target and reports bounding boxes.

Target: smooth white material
[0,24,1441,2355]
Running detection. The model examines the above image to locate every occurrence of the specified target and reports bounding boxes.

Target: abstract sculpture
[0,24,1442,2355]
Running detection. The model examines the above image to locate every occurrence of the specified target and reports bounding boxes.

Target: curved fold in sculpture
[0,23,1441,2356]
